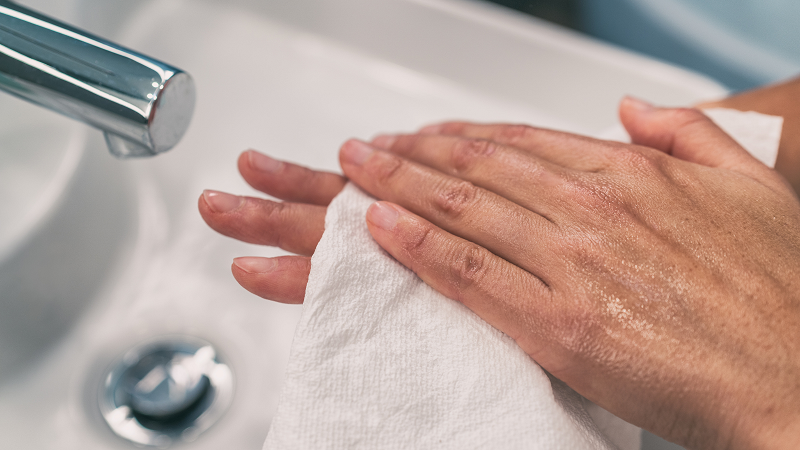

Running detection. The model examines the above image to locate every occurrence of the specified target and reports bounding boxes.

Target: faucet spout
[0,1,195,158]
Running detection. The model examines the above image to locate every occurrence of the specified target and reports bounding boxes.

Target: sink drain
[99,338,233,447]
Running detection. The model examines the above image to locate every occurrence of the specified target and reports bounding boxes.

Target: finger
[618,97,759,172]
[238,150,347,206]
[371,133,572,212]
[365,201,560,363]
[339,139,561,277]
[410,121,614,171]
[199,190,325,256]
[232,256,309,304]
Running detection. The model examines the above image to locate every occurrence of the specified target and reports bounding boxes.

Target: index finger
[365,201,557,359]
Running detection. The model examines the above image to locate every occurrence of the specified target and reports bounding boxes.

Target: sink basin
[0,92,139,383]
[0,0,725,448]
[0,96,82,264]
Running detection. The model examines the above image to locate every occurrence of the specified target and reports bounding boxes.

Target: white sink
[0,0,724,448]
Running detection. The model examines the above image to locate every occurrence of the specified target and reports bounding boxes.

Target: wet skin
[199,95,800,449]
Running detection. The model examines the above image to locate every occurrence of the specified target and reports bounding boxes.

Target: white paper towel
[599,108,784,168]
[265,109,783,450]
[704,108,783,167]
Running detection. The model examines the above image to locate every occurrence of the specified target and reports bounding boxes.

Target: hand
[198,150,345,303]
[336,98,800,449]
[198,98,800,449]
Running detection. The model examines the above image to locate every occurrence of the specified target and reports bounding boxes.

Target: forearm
[699,76,800,195]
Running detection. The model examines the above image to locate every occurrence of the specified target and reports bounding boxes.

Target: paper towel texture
[265,183,621,450]
[703,108,783,167]
[265,109,782,450]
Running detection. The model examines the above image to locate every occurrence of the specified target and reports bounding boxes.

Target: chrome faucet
[0,1,195,158]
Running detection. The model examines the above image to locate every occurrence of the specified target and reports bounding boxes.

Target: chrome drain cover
[100,338,233,447]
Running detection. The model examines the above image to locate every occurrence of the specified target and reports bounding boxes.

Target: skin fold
[199,92,800,449]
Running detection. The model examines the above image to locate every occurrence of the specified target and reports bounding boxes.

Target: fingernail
[368,202,400,230]
[248,150,283,173]
[341,139,374,165]
[233,257,278,273]
[203,189,243,213]
[419,123,443,134]
[371,134,398,149]
[623,96,655,112]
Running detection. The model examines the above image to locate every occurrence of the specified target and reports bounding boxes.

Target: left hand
[338,98,800,449]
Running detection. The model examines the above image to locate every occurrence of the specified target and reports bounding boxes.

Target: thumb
[619,96,758,171]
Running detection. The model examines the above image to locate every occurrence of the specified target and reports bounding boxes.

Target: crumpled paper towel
[264,109,783,450]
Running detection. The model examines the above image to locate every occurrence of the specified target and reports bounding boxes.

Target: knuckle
[669,107,709,127]
[245,199,287,246]
[669,108,720,143]
[389,134,417,155]
[434,179,479,219]
[373,153,405,185]
[253,197,286,221]
[449,243,491,292]
[612,145,650,166]
[493,124,535,145]
[439,122,467,135]
[608,145,666,176]
[403,223,435,255]
[560,174,624,214]
[564,235,605,271]
[451,138,497,173]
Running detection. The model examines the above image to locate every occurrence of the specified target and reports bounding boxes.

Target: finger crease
[376,154,405,185]
[436,181,478,218]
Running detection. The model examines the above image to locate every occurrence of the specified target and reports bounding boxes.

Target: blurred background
[484,0,800,91]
